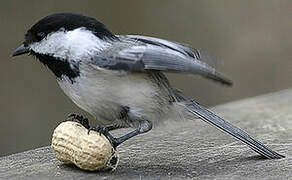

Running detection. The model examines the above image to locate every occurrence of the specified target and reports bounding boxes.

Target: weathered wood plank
[1,89,291,179]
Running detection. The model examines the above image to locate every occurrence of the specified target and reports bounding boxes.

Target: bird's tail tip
[182,100,285,159]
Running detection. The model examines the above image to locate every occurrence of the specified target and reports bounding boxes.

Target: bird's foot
[88,125,109,136]
[67,113,90,129]
[88,121,152,149]
[88,125,119,147]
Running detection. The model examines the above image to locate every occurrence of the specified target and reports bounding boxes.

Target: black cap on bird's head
[12,13,116,57]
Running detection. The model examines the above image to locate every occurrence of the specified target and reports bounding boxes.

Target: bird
[12,13,284,159]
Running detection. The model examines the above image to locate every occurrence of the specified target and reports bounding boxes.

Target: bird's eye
[23,42,28,47]
[37,32,45,39]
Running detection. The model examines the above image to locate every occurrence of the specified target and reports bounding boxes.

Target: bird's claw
[67,113,90,129]
[88,125,109,136]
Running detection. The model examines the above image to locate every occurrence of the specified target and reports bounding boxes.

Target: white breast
[57,62,171,126]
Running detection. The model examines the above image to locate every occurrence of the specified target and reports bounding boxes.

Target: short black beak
[12,44,30,57]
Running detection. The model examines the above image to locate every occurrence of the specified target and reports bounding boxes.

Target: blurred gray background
[1,0,291,156]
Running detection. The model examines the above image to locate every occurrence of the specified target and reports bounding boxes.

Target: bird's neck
[32,52,80,82]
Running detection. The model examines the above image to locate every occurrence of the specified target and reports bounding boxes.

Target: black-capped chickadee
[13,13,284,159]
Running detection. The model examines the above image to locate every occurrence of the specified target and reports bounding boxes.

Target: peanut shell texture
[51,121,119,171]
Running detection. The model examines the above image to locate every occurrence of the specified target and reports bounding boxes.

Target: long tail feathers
[183,100,284,159]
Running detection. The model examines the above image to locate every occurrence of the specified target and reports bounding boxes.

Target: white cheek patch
[30,28,110,63]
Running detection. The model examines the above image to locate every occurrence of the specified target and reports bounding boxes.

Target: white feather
[57,62,173,127]
[30,28,110,63]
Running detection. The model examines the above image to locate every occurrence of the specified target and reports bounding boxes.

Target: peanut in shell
[51,121,119,171]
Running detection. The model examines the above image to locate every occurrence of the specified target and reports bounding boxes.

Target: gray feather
[91,35,232,85]
[184,100,285,159]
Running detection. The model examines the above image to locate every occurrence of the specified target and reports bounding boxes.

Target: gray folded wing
[91,35,232,85]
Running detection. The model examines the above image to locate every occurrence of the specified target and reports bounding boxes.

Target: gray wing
[93,35,232,85]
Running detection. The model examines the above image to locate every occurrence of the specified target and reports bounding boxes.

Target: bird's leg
[87,106,130,135]
[109,119,152,148]
[67,113,90,129]
[91,119,152,148]
[88,106,153,148]
[88,124,120,135]
[67,113,121,132]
